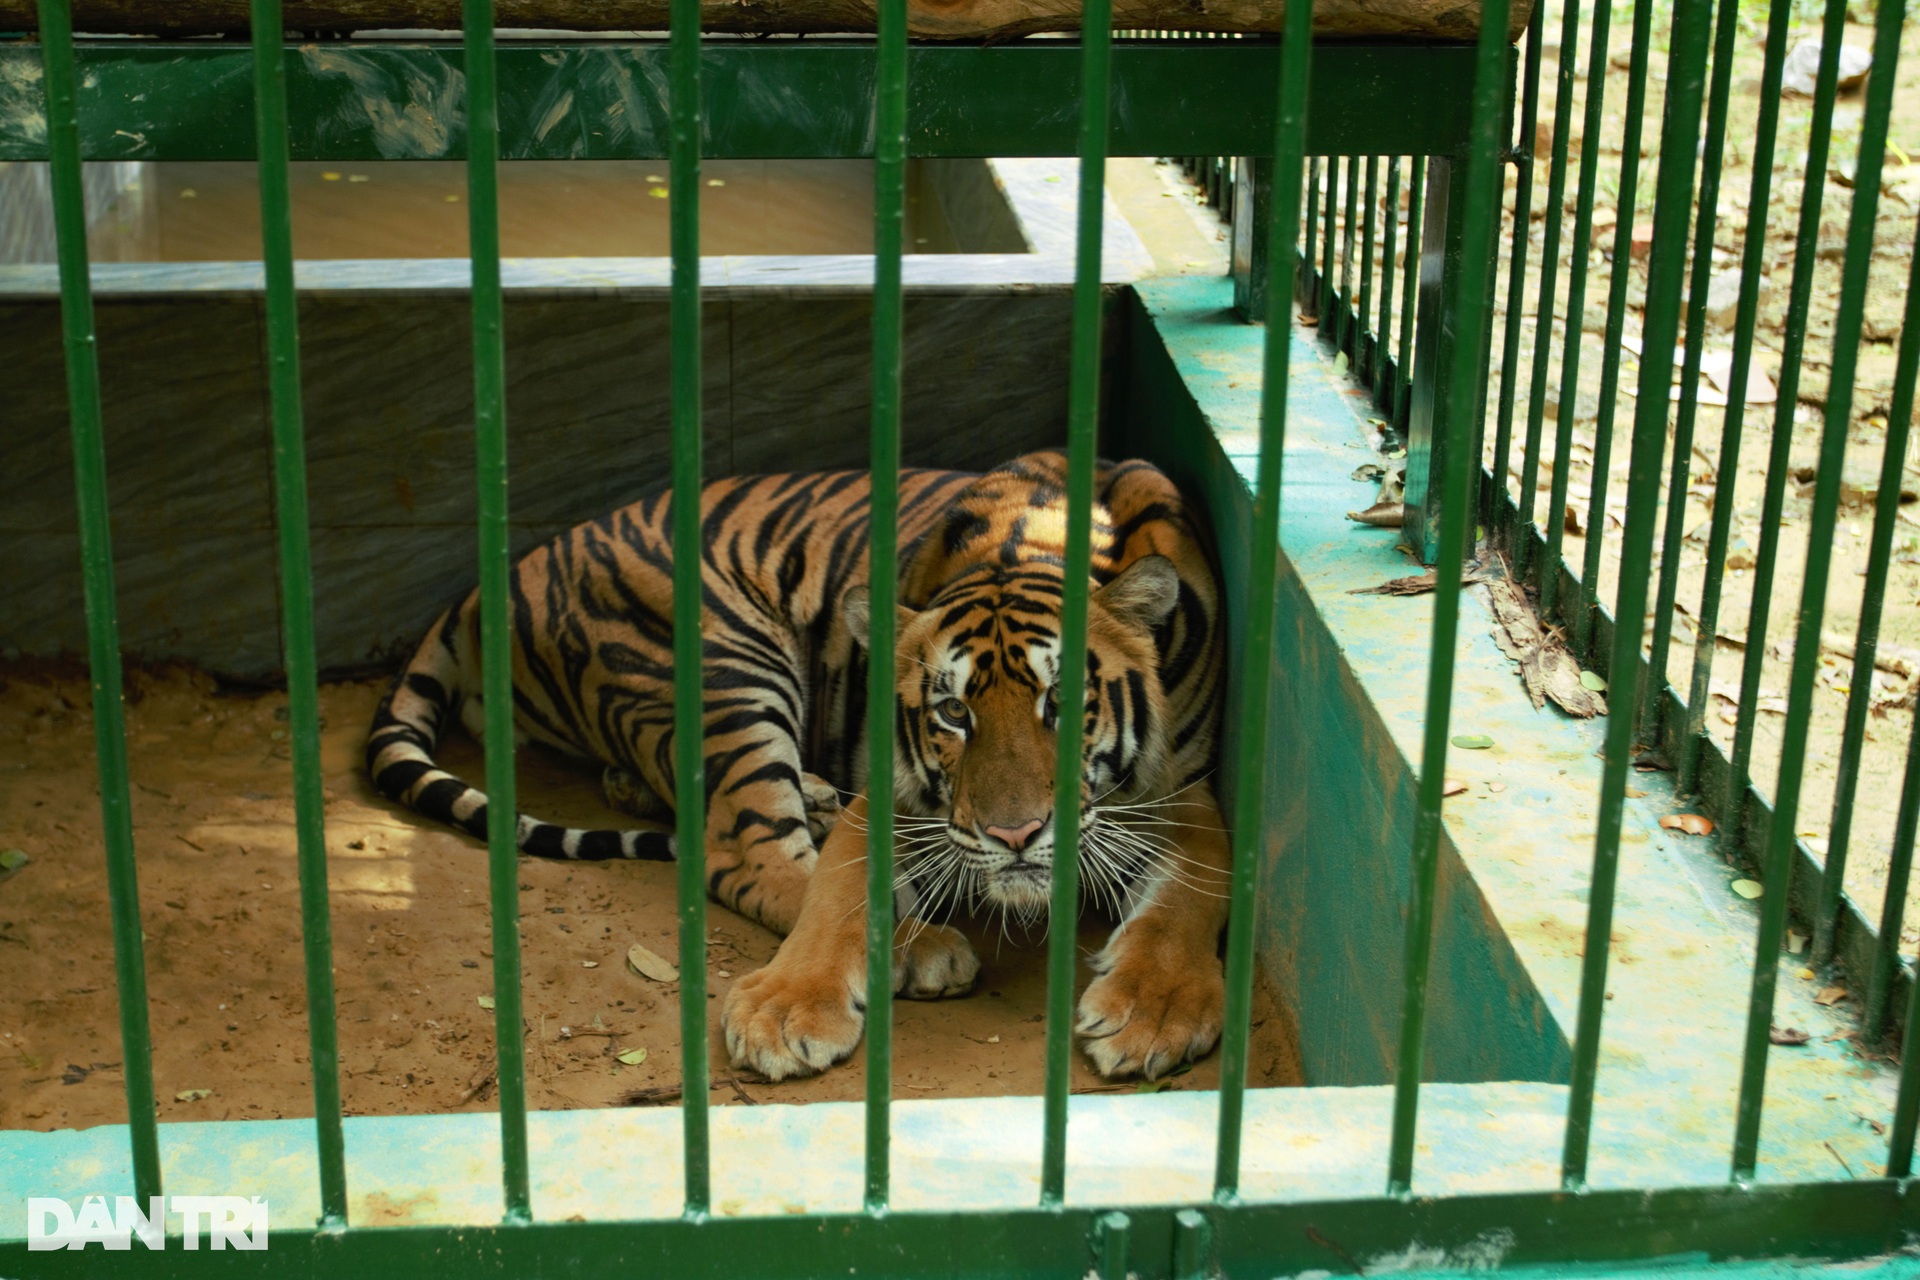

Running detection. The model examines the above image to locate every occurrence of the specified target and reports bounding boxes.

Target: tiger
[366,450,1230,1080]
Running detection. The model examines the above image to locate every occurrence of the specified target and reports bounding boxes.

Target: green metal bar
[1320,156,1340,338]
[668,0,711,1218]
[1214,0,1310,1200]
[1339,154,1359,354]
[250,0,347,1227]
[1723,0,1849,845]
[1642,0,1739,751]
[1385,0,1508,1196]
[1173,1208,1211,1280]
[1560,0,1713,1189]
[1095,1211,1130,1280]
[462,0,532,1225]
[864,0,907,1214]
[1357,155,1379,373]
[1491,6,1542,543]
[33,0,163,1207]
[1395,156,1426,429]
[1304,157,1321,306]
[1040,0,1111,1206]
[1572,0,1655,659]
[1376,156,1402,400]
[1861,218,1920,1038]
[1540,0,1612,622]
[1675,0,1796,797]
[1811,4,1914,967]
[1890,918,1920,1174]
[1730,0,1900,1181]
[1516,0,1580,587]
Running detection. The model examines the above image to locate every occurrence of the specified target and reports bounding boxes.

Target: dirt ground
[0,660,1300,1133]
[1432,3,1920,941]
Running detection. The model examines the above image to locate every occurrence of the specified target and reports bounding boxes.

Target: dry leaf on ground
[1483,567,1608,718]
[1442,779,1469,797]
[1769,1026,1811,1046]
[1814,986,1849,1007]
[627,942,680,983]
[1660,813,1715,836]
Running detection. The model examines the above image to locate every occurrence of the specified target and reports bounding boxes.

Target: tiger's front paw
[722,955,866,1081]
[1075,950,1225,1080]
[893,923,980,999]
[799,771,843,843]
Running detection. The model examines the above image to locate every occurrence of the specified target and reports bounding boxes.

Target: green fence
[9,0,1920,1269]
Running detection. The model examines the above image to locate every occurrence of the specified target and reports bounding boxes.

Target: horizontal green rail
[4,1179,1917,1278]
[0,41,1478,162]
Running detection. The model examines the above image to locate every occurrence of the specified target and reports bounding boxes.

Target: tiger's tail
[365,608,675,862]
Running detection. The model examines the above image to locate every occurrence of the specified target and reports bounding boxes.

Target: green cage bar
[864,0,908,1213]
[1891,923,1920,1174]
[1640,0,1739,747]
[1811,0,1914,967]
[1039,0,1112,1206]
[34,0,165,1207]
[668,0,712,1217]
[1096,1211,1131,1280]
[1304,157,1321,305]
[1516,0,1579,584]
[1214,0,1310,1199]
[1571,0,1653,659]
[1540,0,1611,621]
[1375,156,1401,400]
[1395,156,1425,428]
[250,0,348,1226]
[1320,156,1340,337]
[1675,0,1795,797]
[1722,0,1848,849]
[1730,0,1900,1180]
[461,0,533,1224]
[1490,7,1542,539]
[1338,154,1359,353]
[1861,216,1920,1039]
[1357,156,1378,371]
[1385,0,1509,1195]
[1560,0,1712,1189]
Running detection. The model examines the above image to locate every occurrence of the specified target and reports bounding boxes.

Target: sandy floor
[0,660,1300,1133]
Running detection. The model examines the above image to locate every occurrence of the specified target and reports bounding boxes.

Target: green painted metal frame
[0,40,1476,162]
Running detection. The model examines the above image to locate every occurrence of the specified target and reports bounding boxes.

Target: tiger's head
[845,554,1180,921]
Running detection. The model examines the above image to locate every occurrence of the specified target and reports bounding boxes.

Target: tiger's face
[850,555,1180,921]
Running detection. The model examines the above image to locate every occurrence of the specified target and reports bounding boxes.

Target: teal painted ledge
[1115,274,1900,1188]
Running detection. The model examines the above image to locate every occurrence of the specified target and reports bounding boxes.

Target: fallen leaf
[1579,670,1609,692]
[477,995,496,1010]
[1799,966,1817,980]
[581,960,599,969]
[1452,734,1495,750]
[1487,781,1507,793]
[0,849,27,872]
[1730,879,1764,899]
[1346,500,1405,528]
[627,942,680,983]
[1134,1079,1173,1094]
[1483,570,1607,718]
[1660,813,1715,836]
[648,186,669,198]
[616,1047,649,1066]
[1769,1026,1811,1045]
[987,1034,1001,1043]
[1625,787,1649,799]
[1442,778,1470,797]
[1815,986,1849,1006]
[175,1088,212,1102]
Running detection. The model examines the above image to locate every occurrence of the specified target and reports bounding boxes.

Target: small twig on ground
[1823,1140,1856,1179]
[456,1063,497,1106]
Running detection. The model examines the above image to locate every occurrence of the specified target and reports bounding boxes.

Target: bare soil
[0,660,1300,1132]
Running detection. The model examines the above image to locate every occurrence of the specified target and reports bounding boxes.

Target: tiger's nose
[985,818,1046,851]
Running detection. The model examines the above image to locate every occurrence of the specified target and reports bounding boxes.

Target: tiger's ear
[842,585,918,649]
[1093,554,1180,631]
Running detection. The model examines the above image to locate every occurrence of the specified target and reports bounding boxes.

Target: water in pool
[70,158,967,261]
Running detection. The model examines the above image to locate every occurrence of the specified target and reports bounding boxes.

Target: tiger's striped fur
[369,451,1230,1078]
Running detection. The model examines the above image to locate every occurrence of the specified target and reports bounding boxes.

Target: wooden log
[0,0,1530,45]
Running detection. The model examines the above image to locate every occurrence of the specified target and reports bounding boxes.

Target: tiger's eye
[937,698,970,726]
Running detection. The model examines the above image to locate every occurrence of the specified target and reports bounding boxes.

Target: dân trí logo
[26,1196,269,1251]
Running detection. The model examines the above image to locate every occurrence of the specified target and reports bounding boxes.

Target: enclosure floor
[0,661,1301,1132]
